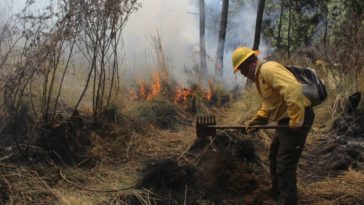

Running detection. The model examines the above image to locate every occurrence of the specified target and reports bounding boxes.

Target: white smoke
[3,0,273,89]
[123,0,273,89]
[122,0,199,84]
[204,0,272,88]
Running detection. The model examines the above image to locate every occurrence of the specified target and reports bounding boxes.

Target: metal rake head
[196,115,216,138]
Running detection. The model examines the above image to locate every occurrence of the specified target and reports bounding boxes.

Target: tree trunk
[199,0,208,75]
[287,0,292,58]
[277,0,284,49]
[323,7,328,53]
[253,0,266,50]
[215,0,229,78]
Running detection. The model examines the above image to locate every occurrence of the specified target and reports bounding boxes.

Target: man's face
[239,61,257,80]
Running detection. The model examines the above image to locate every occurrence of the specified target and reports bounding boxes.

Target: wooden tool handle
[206,125,291,129]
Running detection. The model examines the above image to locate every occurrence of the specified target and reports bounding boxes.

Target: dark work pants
[269,107,315,205]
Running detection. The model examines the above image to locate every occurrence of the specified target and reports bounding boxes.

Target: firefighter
[231,46,315,205]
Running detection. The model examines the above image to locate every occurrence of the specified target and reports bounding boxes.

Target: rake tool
[196,115,291,138]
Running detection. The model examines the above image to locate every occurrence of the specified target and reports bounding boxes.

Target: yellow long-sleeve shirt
[254,60,311,127]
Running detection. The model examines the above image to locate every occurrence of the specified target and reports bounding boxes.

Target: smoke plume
[123,0,271,88]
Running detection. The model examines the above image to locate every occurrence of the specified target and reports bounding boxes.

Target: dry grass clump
[125,127,196,161]
[0,161,156,205]
[57,166,154,205]
[0,97,195,204]
[183,84,210,115]
[207,82,231,107]
[125,98,191,131]
[0,163,60,204]
[223,85,262,125]
[300,170,364,204]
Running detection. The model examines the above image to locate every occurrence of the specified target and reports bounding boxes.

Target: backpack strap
[254,60,267,95]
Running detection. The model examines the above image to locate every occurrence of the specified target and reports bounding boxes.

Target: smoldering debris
[138,159,195,191]
[136,131,268,205]
[312,92,364,173]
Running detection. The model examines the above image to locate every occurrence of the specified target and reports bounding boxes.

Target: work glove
[289,120,304,131]
[246,115,268,134]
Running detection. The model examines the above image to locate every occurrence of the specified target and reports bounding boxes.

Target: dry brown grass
[223,85,262,125]
[0,87,361,205]
[131,128,196,160]
[0,103,198,205]
[300,170,364,205]
[0,163,58,204]
[0,160,155,205]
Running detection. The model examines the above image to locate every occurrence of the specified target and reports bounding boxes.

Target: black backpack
[285,65,327,106]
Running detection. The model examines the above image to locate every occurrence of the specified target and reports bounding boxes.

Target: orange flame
[147,72,161,100]
[128,71,162,101]
[128,74,215,104]
[138,81,146,99]
[207,80,214,101]
[174,83,214,104]
[174,88,192,104]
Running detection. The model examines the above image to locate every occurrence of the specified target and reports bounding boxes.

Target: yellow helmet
[232,47,260,73]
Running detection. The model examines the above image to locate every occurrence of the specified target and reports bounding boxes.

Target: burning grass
[127,68,232,117]
[124,67,233,129]
[175,84,210,114]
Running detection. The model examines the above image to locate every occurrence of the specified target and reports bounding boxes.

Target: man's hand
[246,116,268,134]
[289,120,303,131]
